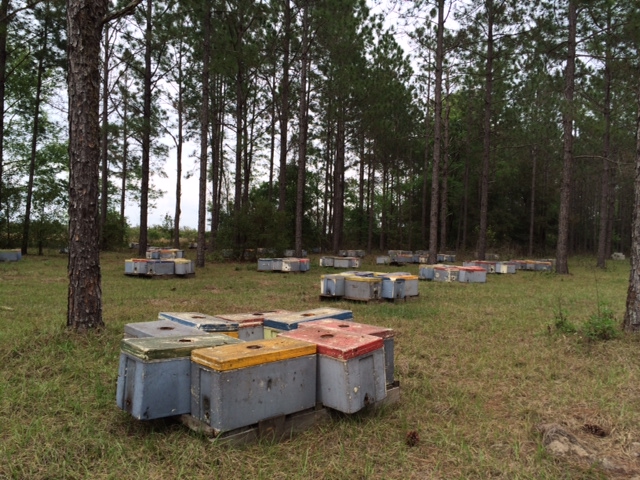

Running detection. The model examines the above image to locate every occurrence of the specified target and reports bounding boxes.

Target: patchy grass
[0,252,636,479]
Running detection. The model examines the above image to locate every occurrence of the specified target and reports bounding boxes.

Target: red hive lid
[280,328,383,360]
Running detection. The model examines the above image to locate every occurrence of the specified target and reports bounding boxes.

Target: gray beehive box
[299,319,396,387]
[344,276,381,301]
[158,312,239,337]
[320,274,346,297]
[280,328,387,414]
[190,337,317,433]
[257,258,273,271]
[116,334,242,420]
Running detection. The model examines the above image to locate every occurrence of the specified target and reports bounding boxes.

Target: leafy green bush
[582,303,620,341]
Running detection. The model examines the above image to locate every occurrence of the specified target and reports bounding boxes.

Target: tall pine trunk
[137,0,152,257]
[99,23,109,250]
[478,0,493,261]
[197,5,211,268]
[278,0,291,212]
[294,1,309,257]
[66,0,108,331]
[556,0,577,275]
[623,85,640,332]
[428,0,444,264]
[22,19,46,255]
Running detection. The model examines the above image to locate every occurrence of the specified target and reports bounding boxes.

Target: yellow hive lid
[385,274,419,280]
[172,258,191,264]
[191,337,316,371]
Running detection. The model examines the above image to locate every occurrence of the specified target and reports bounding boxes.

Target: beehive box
[173,258,194,275]
[333,257,352,269]
[299,319,396,386]
[280,328,386,414]
[344,276,382,301]
[376,256,390,265]
[383,273,419,297]
[496,262,516,274]
[159,312,239,337]
[190,337,317,433]
[257,258,273,271]
[124,319,204,339]
[271,258,284,271]
[263,308,353,332]
[457,266,487,283]
[381,276,406,301]
[534,261,552,272]
[0,249,22,262]
[319,256,335,267]
[282,258,300,272]
[116,334,242,420]
[147,260,175,276]
[320,274,347,297]
[299,258,310,272]
[213,310,292,341]
[418,264,441,281]
[347,257,361,268]
[434,266,459,282]
[391,254,413,265]
[436,253,456,263]
[146,249,161,259]
[127,259,149,274]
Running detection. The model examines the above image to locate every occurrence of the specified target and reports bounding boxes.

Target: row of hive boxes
[319,256,361,268]
[321,272,419,301]
[146,248,185,259]
[377,252,456,265]
[463,260,552,273]
[418,265,488,283]
[116,319,395,431]
[257,257,311,272]
[125,258,194,275]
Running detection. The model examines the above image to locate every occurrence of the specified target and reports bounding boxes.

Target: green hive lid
[121,334,244,361]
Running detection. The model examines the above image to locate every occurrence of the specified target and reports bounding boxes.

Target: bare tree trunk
[277,0,291,212]
[428,0,444,264]
[421,53,431,245]
[119,74,129,244]
[367,158,374,252]
[66,0,108,331]
[623,86,640,332]
[294,1,308,258]
[22,19,46,255]
[197,5,211,268]
[173,42,184,249]
[0,0,8,226]
[137,0,152,258]
[529,146,537,257]
[99,22,110,250]
[439,74,450,252]
[556,0,577,275]
[478,0,494,261]
[332,112,345,253]
[597,10,612,269]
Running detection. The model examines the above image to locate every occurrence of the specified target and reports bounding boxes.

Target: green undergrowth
[0,252,635,479]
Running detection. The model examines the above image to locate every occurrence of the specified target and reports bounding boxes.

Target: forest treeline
[1,0,638,267]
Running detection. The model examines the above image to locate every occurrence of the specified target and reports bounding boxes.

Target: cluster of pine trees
[1,0,638,272]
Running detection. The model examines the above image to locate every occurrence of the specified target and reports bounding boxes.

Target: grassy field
[1,251,637,479]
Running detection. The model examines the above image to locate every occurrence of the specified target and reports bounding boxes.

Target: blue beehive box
[158,312,239,336]
[257,258,273,271]
[380,276,406,300]
[116,334,243,420]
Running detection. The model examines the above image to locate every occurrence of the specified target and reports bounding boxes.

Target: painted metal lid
[191,337,316,371]
[158,312,240,332]
[214,310,291,325]
[280,328,383,360]
[263,308,353,331]
[299,319,394,340]
[121,334,243,361]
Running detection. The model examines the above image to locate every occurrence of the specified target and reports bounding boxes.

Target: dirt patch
[537,416,640,478]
